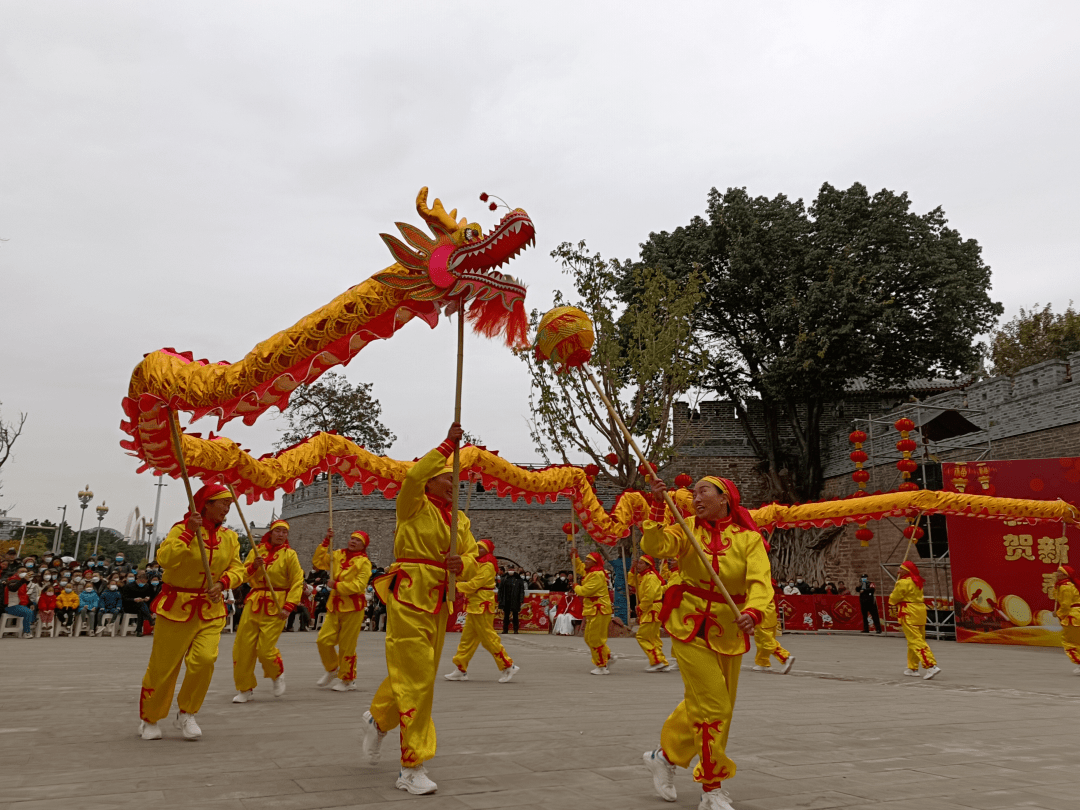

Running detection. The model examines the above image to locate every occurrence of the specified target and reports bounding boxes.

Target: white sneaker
[903,668,920,677]
[590,666,610,675]
[778,655,794,675]
[361,710,387,764]
[698,789,735,810]
[646,663,668,673]
[174,711,201,740]
[1073,666,1080,675]
[444,669,468,681]
[272,675,286,697]
[922,665,941,680]
[232,690,254,704]
[21,633,32,639]
[316,669,338,687]
[331,679,357,692]
[138,720,161,740]
[396,764,437,795]
[607,654,620,667]
[662,662,678,672]
[751,664,768,672]
[498,664,520,683]
[642,748,677,802]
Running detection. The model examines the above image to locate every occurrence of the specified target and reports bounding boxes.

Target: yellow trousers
[753,624,791,668]
[452,611,513,672]
[369,600,446,768]
[233,609,286,691]
[900,620,936,669]
[1061,624,1080,665]
[660,638,741,791]
[139,615,226,723]
[636,621,669,667]
[583,614,611,667]
[317,611,365,681]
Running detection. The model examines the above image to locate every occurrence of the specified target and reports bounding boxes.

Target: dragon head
[376,187,535,347]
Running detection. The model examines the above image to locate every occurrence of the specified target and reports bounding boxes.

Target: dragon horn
[415,187,459,237]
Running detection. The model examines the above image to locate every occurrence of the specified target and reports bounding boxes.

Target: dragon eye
[464,228,477,240]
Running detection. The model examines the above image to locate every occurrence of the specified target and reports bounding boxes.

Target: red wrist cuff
[218,577,231,589]
[282,602,296,613]
[437,439,455,457]
[649,504,666,523]
[742,608,763,626]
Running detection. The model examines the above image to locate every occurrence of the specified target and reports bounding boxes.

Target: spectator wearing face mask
[122,572,156,637]
[111,555,131,577]
[78,582,103,634]
[101,580,123,626]
[548,571,571,593]
[37,586,57,633]
[856,574,883,633]
[56,581,80,633]
[4,568,35,637]
[782,580,800,596]
[794,577,812,595]
[90,572,106,595]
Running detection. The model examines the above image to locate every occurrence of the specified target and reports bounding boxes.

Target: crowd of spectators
[779,576,850,596]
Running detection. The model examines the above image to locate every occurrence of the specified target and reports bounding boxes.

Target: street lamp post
[149,477,166,563]
[54,505,67,556]
[73,485,94,560]
[144,520,154,561]
[94,502,109,556]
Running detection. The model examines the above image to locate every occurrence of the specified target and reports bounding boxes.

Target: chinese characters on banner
[946,458,1079,647]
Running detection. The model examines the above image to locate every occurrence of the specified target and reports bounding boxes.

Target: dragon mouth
[449,209,535,291]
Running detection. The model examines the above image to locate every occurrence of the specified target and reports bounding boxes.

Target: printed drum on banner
[945,458,1080,647]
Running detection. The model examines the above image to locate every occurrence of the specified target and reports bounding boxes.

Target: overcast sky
[1,1,1077,539]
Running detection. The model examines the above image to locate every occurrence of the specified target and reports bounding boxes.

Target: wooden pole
[569,501,579,585]
[901,512,923,564]
[619,543,631,626]
[581,367,741,615]
[166,410,218,600]
[447,307,465,601]
[226,484,284,614]
[326,472,336,582]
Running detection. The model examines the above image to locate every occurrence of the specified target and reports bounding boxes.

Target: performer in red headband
[633,554,673,672]
[1052,564,1080,673]
[313,528,373,692]
[231,519,304,703]
[640,474,772,810]
[890,560,941,680]
[752,576,793,675]
[444,538,519,683]
[138,483,245,741]
[572,548,615,674]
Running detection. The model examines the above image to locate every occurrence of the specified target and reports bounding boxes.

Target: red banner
[445,591,574,633]
[945,458,1079,647]
[775,594,868,631]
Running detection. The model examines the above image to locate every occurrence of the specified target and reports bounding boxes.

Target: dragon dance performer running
[572,549,615,675]
[633,554,674,672]
[752,578,793,674]
[313,528,373,692]
[362,423,480,795]
[444,538,520,683]
[1052,565,1080,673]
[890,561,941,680]
[641,475,771,810]
[138,483,245,741]
[231,519,304,703]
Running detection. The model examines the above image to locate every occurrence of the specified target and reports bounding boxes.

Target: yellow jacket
[457,558,497,614]
[376,445,478,614]
[635,569,665,623]
[573,557,613,617]
[313,543,373,613]
[243,543,304,617]
[155,522,246,622]
[56,590,80,609]
[642,517,772,655]
[1055,581,1080,626]
[889,578,927,625]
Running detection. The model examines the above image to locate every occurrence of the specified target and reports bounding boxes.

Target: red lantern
[855,526,874,547]
[897,458,918,473]
[604,453,618,466]
[894,418,915,432]
[849,449,868,464]
[896,438,917,453]
[894,416,920,491]
[674,473,693,488]
[849,430,867,444]
[852,469,870,483]
[848,425,871,496]
[898,481,920,492]
[583,464,600,478]
[562,522,579,535]
[903,524,924,540]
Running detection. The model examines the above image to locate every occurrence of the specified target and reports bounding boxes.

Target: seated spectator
[783,579,800,596]
[77,582,103,634]
[795,576,812,594]
[100,580,123,628]
[836,580,851,596]
[37,586,57,633]
[3,568,34,638]
[121,572,155,637]
[548,571,571,592]
[823,581,838,595]
[528,572,546,591]
[56,581,80,633]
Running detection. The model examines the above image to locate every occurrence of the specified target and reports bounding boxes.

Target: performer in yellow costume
[313,528,373,692]
[138,483,245,742]
[1053,564,1080,673]
[572,549,614,674]
[633,554,673,672]
[890,560,941,680]
[231,519,304,703]
[362,423,479,795]
[445,538,520,683]
[752,579,793,674]
[640,475,771,810]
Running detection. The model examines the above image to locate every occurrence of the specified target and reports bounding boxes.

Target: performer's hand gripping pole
[166,410,219,601]
[447,307,465,601]
[227,484,284,615]
[580,368,741,616]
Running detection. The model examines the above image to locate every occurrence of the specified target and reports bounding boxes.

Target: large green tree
[989,302,1080,375]
[275,372,396,454]
[633,182,1002,503]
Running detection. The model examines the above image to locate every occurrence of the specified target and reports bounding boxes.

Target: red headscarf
[477,538,497,570]
[189,482,233,516]
[1058,565,1080,592]
[638,554,657,571]
[585,551,606,573]
[347,530,370,558]
[700,476,759,534]
[259,519,290,547]
[898,561,926,590]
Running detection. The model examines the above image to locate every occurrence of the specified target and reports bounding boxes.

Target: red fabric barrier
[776,594,882,631]
[446,591,573,633]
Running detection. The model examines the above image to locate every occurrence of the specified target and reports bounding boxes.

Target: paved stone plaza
[1,629,1077,810]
